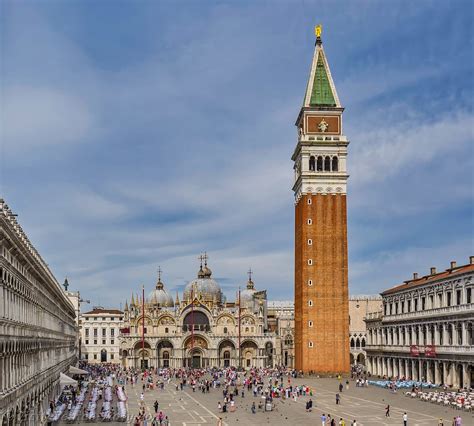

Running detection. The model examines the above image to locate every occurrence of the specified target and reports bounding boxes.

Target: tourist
[339,419,345,426]
[251,402,256,414]
[339,382,343,392]
[351,420,357,426]
[438,419,443,426]
[336,393,340,404]
[321,413,327,425]
[217,401,222,412]
[154,400,159,413]
[385,404,390,417]
[403,412,408,426]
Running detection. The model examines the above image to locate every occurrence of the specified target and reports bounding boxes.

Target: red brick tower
[292,26,350,374]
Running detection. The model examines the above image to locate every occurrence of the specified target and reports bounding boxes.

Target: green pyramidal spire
[310,52,336,106]
[303,32,341,108]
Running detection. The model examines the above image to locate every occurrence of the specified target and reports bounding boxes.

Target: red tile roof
[382,262,474,296]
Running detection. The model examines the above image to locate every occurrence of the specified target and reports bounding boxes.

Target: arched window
[316,156,323,171]
[324,156,331,171]
[332,156,338,171]
[350,338,355,348]
[223,327,228,334]
[309,156,316,171]
[361,338,365,348]
[356,338,360,348]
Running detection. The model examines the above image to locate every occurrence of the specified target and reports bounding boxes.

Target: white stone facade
[80,308,124,364]
[349,295,383,366]
[365,258,474,388]
[0,199,77,425]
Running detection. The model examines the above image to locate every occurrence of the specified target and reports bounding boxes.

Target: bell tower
[292,25,350,374]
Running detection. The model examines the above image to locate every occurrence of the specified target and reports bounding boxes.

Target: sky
[1,0,473,310]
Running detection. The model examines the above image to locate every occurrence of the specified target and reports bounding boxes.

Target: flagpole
[142,284,145,370]
[238,287,241,369]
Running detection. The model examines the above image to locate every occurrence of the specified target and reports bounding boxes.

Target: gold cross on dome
[202,251,208,265]
[157,266,162,281]
[248,267,253,281]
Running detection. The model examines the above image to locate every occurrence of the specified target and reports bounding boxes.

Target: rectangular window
[85,328,89,337]
[85,354,88,360]
[414,299,418,311]
[407,300,411,312]
[438,293,442,307]
[102,328,106,337]
[429,295,434,309]
[447,292,452,307]
[94,339,97,345]
[395,302,398,314]
[85,339,89,345]
[467,288,472,304]
[102,339,106,345]
[111,339,114,345]
[111,354,114,360]
[111,328,115,337]
[401,301,405,313]
[456,290,462,305]
[93,328,98,337]
[111,317,115,321]
[94,354,97,360]
[421,297,425,310]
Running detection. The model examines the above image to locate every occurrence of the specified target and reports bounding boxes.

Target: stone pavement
[65,376,473,425]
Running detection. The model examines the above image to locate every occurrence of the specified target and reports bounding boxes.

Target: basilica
[119,256,281,369]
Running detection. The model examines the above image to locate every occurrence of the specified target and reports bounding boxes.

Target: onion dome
[148,268,174,307]
[240,268,257,309]
[183,255,222,304]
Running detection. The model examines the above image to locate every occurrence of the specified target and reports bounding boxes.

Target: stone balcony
[382,303,474,323]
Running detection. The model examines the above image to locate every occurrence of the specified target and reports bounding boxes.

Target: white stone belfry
[292,33,349,200]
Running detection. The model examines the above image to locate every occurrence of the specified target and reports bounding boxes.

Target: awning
[60,372,78,387]
[69,366,89,375]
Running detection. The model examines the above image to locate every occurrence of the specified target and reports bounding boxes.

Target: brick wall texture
[294,193,350,373]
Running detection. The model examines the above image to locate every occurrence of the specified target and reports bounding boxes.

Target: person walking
[321,413,327,425]
[385,404,390,417]
[154,400,159,413]
[217,417,223,426]
[251,402,256,414]
[403,412,408,426]
[336,393,340,405]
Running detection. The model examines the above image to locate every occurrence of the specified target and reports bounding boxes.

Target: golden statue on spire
[315,24,322,38]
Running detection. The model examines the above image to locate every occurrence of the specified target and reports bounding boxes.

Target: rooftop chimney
[470,256,474,265]
[413,272,418,280]
[450,261,457,269]
[430,267,437,275]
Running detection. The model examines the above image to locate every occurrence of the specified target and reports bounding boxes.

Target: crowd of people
[45,362,470,425]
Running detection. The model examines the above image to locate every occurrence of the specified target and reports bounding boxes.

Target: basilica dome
[240,275,257,310]
[183,261,222,304]
[148,274,174,308]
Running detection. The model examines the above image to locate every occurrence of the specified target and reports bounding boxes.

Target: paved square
[63,375,473,425]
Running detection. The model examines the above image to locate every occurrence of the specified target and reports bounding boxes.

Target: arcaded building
[365,258,474,388]
[292,27,350,373]
[0,199,77,425]
[119,258,280,369]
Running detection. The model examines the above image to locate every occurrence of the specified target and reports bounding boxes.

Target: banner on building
[424,345,436,357]
[410,345,420,356]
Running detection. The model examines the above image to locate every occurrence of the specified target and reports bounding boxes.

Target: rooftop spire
[303,24,341,108]
[156,266,164,289]
[247,267,255,289]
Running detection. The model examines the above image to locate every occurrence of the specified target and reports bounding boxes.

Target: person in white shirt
[403,412,408,425]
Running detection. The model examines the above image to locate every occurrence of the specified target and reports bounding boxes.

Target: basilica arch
[218,339,236,367]
[156,340,174,368]
[240,339,258,368]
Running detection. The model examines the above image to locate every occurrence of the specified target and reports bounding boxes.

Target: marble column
[434,360,441,385]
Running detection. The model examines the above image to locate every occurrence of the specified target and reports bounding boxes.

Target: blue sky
[1,0,473,309]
